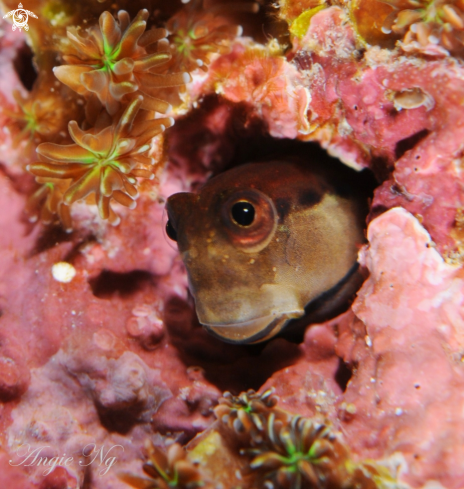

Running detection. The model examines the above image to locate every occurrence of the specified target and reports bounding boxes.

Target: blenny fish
[166,160,368,344]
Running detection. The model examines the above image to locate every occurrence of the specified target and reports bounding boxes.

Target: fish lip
[202,313,300,344]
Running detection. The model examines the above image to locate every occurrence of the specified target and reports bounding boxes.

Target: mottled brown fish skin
[166,160,367,344]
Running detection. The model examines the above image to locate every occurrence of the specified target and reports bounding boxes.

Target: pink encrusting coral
[1,0,464,488]
[203,42,311,138]
[0,168,223,489]
[342,208,464,487]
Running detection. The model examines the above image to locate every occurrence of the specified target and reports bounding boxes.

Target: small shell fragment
[51,262,76,283]
[391,87,435,111]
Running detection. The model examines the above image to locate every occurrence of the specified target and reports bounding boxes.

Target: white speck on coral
[346,403,357,414]
[179,387,190,401]
[365,335,372,347]
[423,482,446,489]
[395,407,403,416]
[93,329,116,351]
[132,304,152,317]
[51,262,76,283]
[437,323,451,335]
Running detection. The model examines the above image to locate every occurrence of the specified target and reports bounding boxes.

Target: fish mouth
[203,312,300,344]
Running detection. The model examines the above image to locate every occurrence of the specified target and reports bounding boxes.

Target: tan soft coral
[24,178,73,231]
[2,75,82,156]
[245,415,350,488]
[214,388,279,435]
[54,9,191,115]
[119,441,203,489]
[167,0,247,73]
[4,89,66,147]
[380,0,464,55]
[27,96,170,228]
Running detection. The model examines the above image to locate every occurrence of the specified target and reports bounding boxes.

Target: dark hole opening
[167,95,378,197]
[165,94,378,346]
[31,225,73,256]
[163,295,302,393]
[13,42,37,91]
[335,358,353,392]
[370,155,394,184]
[89,270,154,299]
[96,403,145,434]
[164,96,379,393]
[395,128,430,160]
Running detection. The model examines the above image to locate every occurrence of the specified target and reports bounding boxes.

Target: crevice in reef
[30,231,95,259]
[81,465,92,489]
[164,295,302,393]
[335,358,353,392]
[167,96,378,198]
[165,96,379,386]
[30,224,74,256]
[13,42,37,91]
[368,156,393,184]
[96,403,145,434]
[395,128,430,160]
[369,204,390,221]
[89,270,155,299]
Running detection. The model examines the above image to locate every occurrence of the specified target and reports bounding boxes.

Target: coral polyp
[214,388,279,434]
[167,0,245,72]
[54,9,190,115]
[25,178,72,231]
[27,96,170,227]
[245,414,349,489]
[119,441,203,489]
[5,89,66,147]
[380,0,464,54]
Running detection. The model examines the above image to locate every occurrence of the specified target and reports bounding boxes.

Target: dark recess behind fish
[166,95,378,200]
[221,135,378,210]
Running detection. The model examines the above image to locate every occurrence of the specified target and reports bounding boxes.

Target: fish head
[166,161,365,343]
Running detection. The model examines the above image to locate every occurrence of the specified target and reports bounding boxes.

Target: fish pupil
[231,202,255,226]
[166,219,178,241]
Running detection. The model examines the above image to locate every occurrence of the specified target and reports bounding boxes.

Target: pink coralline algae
[204,42,311,138]
[344,208,464,486]
[1,0,464,488]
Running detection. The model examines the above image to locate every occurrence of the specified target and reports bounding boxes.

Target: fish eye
[231,201,255,227]
[166,219,178,242]
[221,189,277,253]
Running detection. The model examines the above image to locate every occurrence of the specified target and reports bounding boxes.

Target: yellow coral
[289,5,327,39]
